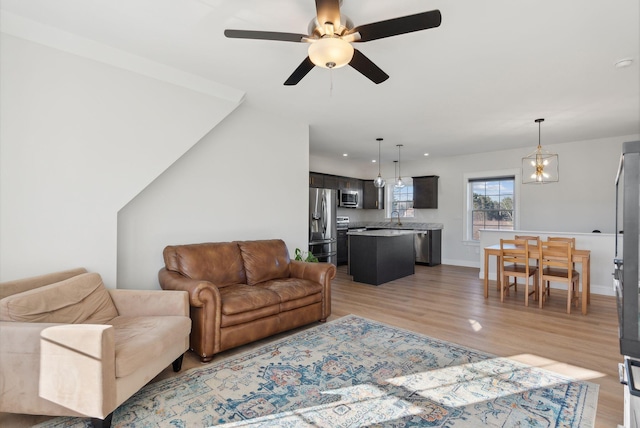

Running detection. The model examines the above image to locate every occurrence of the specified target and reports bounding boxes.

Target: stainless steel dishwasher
[414,229,441,266]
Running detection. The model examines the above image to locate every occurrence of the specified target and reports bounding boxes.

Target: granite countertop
[349,222,443,230]
[347,229,417,237]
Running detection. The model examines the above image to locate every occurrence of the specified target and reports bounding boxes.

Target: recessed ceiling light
[615,58,633,68]
[343,153,348,157]
[424,153,430,156]
[372,159,377,163]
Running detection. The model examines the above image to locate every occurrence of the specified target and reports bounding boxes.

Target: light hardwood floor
[1,264,623,427]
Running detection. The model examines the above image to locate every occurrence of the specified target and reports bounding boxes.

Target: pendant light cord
[329,68,334,97]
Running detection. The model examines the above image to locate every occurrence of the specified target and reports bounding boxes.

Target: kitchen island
[348,229,415,285]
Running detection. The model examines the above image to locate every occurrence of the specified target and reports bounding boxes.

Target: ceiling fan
[224,0,441,85]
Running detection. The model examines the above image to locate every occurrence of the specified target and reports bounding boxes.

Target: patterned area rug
[37,315,598,427]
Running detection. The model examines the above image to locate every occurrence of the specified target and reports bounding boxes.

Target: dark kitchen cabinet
[309,172,339,189]
[323,175,339,190]
[413,175,439,209]
[363,180,384,210]
[309,172,324,188]
[337,229,348,265]
[338,176,362,192]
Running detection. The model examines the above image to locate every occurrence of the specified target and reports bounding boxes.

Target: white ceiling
[2,0,639,163]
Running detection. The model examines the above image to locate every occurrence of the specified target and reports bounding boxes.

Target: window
[469,176,515,240]
[387,179,414,219]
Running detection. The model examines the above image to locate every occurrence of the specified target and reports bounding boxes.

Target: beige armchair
[0,268,191,428]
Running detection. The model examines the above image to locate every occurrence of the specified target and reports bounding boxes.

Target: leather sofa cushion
[109,315,192,378]
[219,284,281,316]
[258,278,323,302]
[237,239,291,286]
[0,273,118,324]
[163,242,247,287]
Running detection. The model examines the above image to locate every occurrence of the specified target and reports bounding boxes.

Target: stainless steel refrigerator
[309,188,337,265]
[615,140,640,427]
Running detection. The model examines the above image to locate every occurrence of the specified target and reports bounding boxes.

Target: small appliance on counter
[309,188,337,265]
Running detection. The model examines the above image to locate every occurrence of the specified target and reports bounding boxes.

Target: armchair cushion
[110,316,192,378]
[237,239,291,285]
[0,272,117,324]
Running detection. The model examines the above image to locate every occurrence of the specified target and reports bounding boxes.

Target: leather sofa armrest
[158,268,224,360]
[40,324,116,419]
[109,289,189,317]
[290,261,336,320]
[289,261,336,286]
[158,268,222,308]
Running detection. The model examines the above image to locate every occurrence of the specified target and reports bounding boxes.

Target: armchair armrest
[108,289,189,317]
[0,322,65,414]
[39,324,116,419]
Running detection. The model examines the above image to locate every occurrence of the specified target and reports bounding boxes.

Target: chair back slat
[500,239,528,265]
[548,236,576,248]
[541,240,573,278]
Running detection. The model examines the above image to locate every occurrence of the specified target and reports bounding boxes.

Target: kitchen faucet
[391,211,402,227]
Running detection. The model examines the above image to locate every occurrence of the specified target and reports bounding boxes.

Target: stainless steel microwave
[339,190,359,208]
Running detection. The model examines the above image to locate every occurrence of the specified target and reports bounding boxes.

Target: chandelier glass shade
[395,144,405,188]
[522,118,559,184]
[308,37,354,69]
[373,138,386,188]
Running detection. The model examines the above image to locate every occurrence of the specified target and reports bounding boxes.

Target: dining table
[483,244,591,315]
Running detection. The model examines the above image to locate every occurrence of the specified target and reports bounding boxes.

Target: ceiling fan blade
[284,57,316,85]
[349,10,442,42]
[349,49,389,84]
[224,29,307,42]
[315,0,341,28]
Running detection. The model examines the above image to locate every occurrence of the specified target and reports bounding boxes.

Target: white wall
[0,34,241,286]
[117,104,309,290]
[311,134,639,270]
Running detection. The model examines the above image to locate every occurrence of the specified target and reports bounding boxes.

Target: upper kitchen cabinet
[363,180,384,210]
[413,175,439,209]
[309,172,339,189]
[323,175,339,190]
[309,172,324,188]
[338,177,362,192]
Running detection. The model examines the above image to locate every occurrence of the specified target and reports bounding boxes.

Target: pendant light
[395,144,405,188]
[373,138,386,188]
[522,118,559,184]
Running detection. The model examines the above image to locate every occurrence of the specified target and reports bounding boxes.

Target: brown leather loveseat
[159,239,336,362]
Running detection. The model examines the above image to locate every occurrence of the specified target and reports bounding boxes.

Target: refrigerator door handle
[623,358,640,397]
[321,190,327,236]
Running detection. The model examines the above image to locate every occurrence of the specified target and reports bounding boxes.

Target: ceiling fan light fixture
[308,37,354,69]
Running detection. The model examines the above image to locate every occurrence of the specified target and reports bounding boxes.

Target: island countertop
[347,229,417,237]
[348,222,443,230]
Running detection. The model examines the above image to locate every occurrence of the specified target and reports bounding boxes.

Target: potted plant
[294,248,319,262]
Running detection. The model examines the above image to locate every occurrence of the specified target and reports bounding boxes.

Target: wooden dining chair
[540,240,580,313]
[516,235,542,295]
[547,237,577,296]
[548,236,576,248]
[515,235,541,263]
[499,239,539,306]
